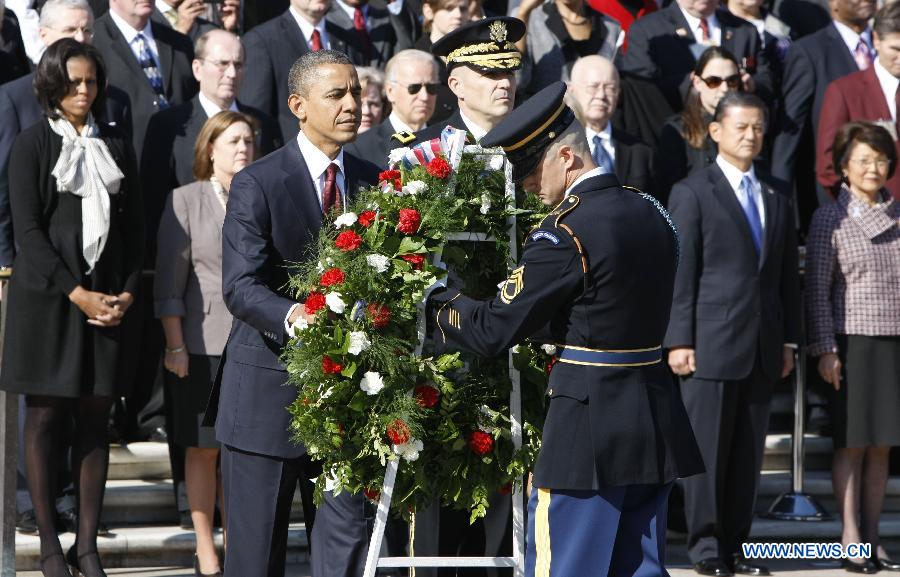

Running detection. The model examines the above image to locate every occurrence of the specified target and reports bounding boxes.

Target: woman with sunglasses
[416,0,469,123]
[656,46,743,205]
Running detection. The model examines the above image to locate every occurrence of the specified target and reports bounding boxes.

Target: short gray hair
[288,50,355,97]
[40,0,93,28]
[547,120,590,159]
[384,49,438,83]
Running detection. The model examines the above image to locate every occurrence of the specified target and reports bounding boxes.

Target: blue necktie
[135,33,168,109]
[739,175,763,255]
[592,135,614,174]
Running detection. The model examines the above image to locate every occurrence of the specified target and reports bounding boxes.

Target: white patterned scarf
[48,112,125,273]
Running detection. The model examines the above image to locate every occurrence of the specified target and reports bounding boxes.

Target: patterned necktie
[354,8,371,62]
[699,17,710,43]
[739,175,763,255]
[134,33,168,108]
[322,163,342,214]
[854,39,872,70]
[311,29,323,52]
[592,135,615,174]
[162,8,179,28]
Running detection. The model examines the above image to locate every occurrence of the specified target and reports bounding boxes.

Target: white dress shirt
[873,58,900,122]
[109,9,161,69]
[833,20,874,61]
[586,124,616,165]
[715,155,766,230]
[459,110,489,142]
[564,167,605,198]
[678,5,721,46]
[289,6,330,51]
[198,91,240,118]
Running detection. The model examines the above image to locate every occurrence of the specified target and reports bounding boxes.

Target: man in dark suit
[239,0,358,140]
[211,50,379,577]
[620,0,772,112]
[665,92,801,577]
[92,0,197,162]
[431,81,704,577]
[346,48,437,166]
[569,55,656,198]
[326,0,412,69]
[771,0,875,216]
[1,6,30,84]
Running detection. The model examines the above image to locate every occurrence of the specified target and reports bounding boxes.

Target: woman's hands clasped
[69,286,134,327]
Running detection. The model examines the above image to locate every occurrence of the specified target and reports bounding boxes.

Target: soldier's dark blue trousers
[525,482,674,577]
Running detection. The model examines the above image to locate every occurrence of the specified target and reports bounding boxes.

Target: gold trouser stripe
[535,488,552,577]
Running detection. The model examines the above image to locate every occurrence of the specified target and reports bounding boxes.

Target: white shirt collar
[289,6,328,49]
[109,8,154,45]
[458,110,489,142]
[678,5,719,43]
[296,129,345,185]
[716,155,756,190]
[198,91,239,118]
[874,57,899,105]
[389,111,418,134]
[334,0,367,23]
[585,122,612,144]
[833,20,872,55]
[564,166,606,198]
[155,0,176,17]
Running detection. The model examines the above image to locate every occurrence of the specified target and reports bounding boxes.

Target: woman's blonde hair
[193,110,260,181]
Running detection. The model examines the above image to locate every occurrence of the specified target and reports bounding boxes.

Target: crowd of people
[0,0,897,576]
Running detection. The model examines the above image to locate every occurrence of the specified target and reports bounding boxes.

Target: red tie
[322,163,341,214]
[699,17,710,42]
[310,29,323,52]
[354,8,371,62]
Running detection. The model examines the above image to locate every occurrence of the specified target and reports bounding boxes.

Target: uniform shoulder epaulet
[390,130,416,144]
[526,195,588,279]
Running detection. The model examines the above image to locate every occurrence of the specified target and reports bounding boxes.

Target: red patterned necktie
[322,163,341,214]
[311,29,323,52]
[699,17,710,43]
[354,8,371,62]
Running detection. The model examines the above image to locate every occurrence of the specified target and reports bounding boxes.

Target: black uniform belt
[557,345,662,367]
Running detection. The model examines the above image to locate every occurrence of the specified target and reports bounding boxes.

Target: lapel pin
[676,27,689,37]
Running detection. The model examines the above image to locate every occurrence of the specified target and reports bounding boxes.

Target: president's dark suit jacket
[771,23,860,186]
[211,140,379,458]
[620,4,772,111]
[239,10,356,140]
[664,163,801,383]
[0,73,132,267]
[815,66,900,201]
[92,14,198,162]
[613,129,655,198]
[140,95,283,266]
[325,2,412,70]
[345,117,400,167]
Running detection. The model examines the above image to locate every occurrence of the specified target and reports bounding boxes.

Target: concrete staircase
[14,392,900,570]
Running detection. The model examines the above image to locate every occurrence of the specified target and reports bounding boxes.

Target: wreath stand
[362,146,526,577]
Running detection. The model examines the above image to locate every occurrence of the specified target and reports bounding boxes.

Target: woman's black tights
[24,394,114,577]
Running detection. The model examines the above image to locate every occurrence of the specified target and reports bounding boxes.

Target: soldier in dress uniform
[395,16,524,148]
[428,82,705,576]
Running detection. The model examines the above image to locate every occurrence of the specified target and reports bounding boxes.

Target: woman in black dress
[0,39,142,577]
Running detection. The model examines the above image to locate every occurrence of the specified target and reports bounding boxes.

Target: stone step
[763,434,833,471]
[756,471,900,514]
[109,442,171,481]
[14,523,309,571]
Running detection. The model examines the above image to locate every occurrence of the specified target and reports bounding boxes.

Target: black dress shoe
[842,558,879,574]
[733,560,771,576]
[876,556,900,572]
[147,426,168,443]
[16,509,38,535]
[695,558,734,576]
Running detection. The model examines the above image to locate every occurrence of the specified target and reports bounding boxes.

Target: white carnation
[290,315,309,335]
[347,331,371,356]
[366,253,391,273]
[488,154,505,171]
[480,193,491,215]
[388,147,411,166]
[541,344,558,355]
[360,371,384,395]
[393,438,423,462]
[334,212,358,228]
[325,291,346,314]
[316,262,325,273]
[478,405,494,432]
[511,345,521,353]
[402,180,427,196]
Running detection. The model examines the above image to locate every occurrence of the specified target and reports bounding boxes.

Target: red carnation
[305,291,326,315]
[468,430,494,455]
[414,385,440,408]
[367,303,391,328]
[364,487,381,502]
[335,230,362,251]
[358,210,377,227]
[397,209,421,235]
[386,419,411,445]
[379,169,401,183]
[426,156,451,179]
[319,267,346,287]
[545,357,557,375]
[322,356,343,374]
[402,254,425,270]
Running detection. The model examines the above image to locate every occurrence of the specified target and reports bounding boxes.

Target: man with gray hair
[347,49,438,166]
[207,49,380,577]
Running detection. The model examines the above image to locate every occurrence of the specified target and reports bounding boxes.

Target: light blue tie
[739,175,763,255]
[592,135,614,174]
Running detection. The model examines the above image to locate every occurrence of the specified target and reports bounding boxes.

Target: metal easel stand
[363,148,526,577]
[764,281,829,521]
[0,276,18,576]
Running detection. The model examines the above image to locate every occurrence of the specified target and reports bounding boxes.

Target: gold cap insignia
[489,20,508,44]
